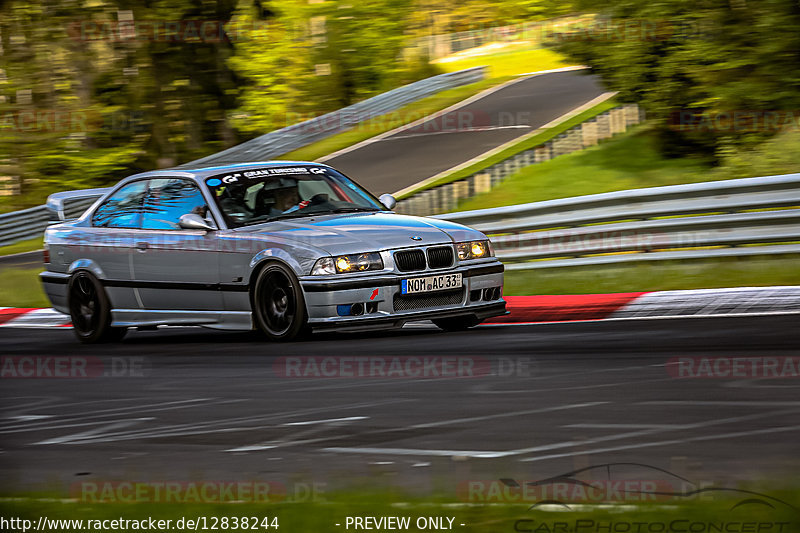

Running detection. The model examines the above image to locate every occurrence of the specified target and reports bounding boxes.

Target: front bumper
[300,261,506,332]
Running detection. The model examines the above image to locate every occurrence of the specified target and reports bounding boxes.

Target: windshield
[204,166,384,228]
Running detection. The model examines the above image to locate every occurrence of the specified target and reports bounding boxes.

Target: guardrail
[179,66,487,169]
[0,205,49,248]
[436,173,800,270]
[3,173,798,274]
[0,194,101,247]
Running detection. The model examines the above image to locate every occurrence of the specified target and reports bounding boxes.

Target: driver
[255,177,302,217]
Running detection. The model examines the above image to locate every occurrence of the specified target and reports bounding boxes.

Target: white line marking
[408,401,607,429]
[41,399,409,445]
[226,415,370,452]
[639,401,800,406]
[563,423,681,429]
[283,416,368,426]
[0,398,218,433]
[34,418,154,445]
[385,125,530,141]
[325,406,800,459]
[520,424,800,463]
[7,415,53,422]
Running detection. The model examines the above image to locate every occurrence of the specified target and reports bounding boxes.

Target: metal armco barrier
[0,192,102,247]
[436,173,800,270]
[4,173,799,273]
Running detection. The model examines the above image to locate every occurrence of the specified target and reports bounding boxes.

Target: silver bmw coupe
[41,162,506,342]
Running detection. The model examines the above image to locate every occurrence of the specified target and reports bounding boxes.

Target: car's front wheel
[252,262,308,341]
[433,315,481,332]
[67,271,128,344]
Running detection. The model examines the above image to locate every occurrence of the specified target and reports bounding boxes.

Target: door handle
[136,242,149,252]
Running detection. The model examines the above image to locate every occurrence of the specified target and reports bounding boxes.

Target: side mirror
[379,194,397,210]
[178,213,216,231]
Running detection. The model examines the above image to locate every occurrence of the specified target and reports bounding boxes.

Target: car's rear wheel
[68,271,127,344]
[433,315,481,332]
[252,262,308,341]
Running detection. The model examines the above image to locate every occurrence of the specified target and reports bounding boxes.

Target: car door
[82,180,147,310]
[131,177,222,311]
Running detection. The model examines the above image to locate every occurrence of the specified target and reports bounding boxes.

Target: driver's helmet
[255,177,300,213]
[259,177,298,193]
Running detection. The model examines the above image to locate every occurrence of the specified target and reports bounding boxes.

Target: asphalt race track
[2,70,798,500]
[2,315,799,496]
[325,70,606,194]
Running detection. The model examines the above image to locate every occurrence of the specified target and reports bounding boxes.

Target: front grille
[393,288,464,312]
[426,246,454,269]
[394,249,426,272]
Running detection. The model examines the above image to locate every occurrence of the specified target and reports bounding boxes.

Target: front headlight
[456,240,492,260]
[311,252,383,275]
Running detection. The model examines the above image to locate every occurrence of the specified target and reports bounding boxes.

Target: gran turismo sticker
[242,167,311,178]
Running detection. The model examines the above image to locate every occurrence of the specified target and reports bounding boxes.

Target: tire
[67,271,127,344]
[252,262,308,341]
[433,315,481,332]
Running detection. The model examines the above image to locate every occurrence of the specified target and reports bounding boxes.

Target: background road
[2,315,799,497]
[324,70,605,194]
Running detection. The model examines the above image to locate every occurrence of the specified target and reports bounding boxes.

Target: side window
[92,181,147,228]
[141,178,208,230]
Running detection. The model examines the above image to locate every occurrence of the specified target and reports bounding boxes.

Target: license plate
[401,273,462,295]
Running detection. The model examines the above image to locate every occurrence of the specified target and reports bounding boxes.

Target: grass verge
[1,488,798,533]
[0,236,43,256]
[504,254,800,296]
[455,124,714,211]
[435,45,569,78]
[455,124,800,213]
[0,268,49,308]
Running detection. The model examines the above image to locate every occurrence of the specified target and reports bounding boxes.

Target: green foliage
[0,0,241,210]
[0,268,50,308]
[552,0,800,158]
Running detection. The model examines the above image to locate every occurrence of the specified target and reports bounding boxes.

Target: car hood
[235,212,487,256]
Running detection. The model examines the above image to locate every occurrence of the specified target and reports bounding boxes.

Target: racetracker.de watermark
[667,356,800,379]
[460,479,693,503]
[66,20,268,43]
[72,480,325,503]
[0,110,147,134]
[272,356,534,379]
[669,110,800,132]
[0,356,148,378]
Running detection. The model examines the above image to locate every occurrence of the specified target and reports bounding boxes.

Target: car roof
[124,161,330,181]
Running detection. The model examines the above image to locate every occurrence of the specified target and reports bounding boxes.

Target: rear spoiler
[46,187,110,223]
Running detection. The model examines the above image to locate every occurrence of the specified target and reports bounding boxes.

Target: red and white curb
[2,286,799,329]
[0,307,72,328]
[486,286,800,324]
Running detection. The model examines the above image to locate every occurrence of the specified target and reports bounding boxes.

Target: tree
[551,0,800,158]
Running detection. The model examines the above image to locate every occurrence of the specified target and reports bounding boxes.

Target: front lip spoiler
[300,263,504,292]
[309,301,507,332]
